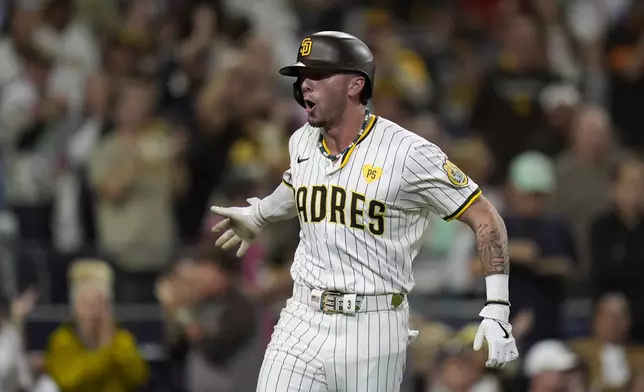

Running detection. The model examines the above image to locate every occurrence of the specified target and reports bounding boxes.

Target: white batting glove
[210,198,266,257]
[473,303,519,369]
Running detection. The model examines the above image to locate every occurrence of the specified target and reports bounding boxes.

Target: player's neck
[322,105,366,155]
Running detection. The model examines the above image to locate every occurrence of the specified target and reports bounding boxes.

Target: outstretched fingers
[212,218,231,233]
[215,229,236,247]
[221,234,242,250]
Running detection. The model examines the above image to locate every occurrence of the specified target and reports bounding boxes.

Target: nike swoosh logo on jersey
[497,321,510,339]
[297,156,309,163]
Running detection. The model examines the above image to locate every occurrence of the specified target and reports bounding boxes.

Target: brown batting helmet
[279,31,376,108]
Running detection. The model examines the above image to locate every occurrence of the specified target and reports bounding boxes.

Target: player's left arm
[401,140,517,368]
[457,195,509,280]
[457,196,518,369]
[400,140,508,278]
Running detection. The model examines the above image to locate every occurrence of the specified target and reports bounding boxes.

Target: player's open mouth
[304,100,316,111]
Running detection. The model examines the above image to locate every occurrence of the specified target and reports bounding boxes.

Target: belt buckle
[321,291,343,314]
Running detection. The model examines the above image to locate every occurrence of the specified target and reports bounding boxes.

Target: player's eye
[300,70,332,81]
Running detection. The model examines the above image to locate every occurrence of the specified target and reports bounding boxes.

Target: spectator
[503,151,576,355]
[433,36,482,135]
[553,104,620,280]
[524,340,579,392]
[157,3,221,244]
[536,82,580,157]
[157,245,259,392]
[529,0,582,84]
[0,292,32,392]
[32,0,99,117]
[589,156,644,343]
[0,5,40,87]
[470,14,559,184]
[427,339,480,392]
[366,24,432,114]
[44,260,149,392]
[605,2,644,151]
[102,34,141,93]
[89,77,186,302]
[571,293,644,392]
[217,43,290,182]
[0,45,65,247]
[55,71,113,255]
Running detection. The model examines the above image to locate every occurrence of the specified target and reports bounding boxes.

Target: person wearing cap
[537,83,581,157]
[524,340,579,392]
[502,152,577,361]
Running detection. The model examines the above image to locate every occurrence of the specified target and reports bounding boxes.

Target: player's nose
[300,77,313,93]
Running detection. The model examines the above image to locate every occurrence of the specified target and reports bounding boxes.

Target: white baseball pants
[256,285,417,392]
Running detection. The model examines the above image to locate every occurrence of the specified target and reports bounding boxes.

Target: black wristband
[485,299,511,307]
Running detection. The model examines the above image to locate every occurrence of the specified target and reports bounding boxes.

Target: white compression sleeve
[257,182,297,223]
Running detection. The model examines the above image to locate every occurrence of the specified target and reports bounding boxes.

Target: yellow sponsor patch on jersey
[362,164,383,184]
[443,160,468,187]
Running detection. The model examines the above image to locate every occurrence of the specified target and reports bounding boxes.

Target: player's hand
[210,198,265,257]
[473,304,519,369]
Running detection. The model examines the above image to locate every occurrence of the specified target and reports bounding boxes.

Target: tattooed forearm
[456,195,510,276]
[475,220,509,276]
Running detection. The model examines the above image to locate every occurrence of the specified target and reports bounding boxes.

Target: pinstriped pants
[256,296,413,392]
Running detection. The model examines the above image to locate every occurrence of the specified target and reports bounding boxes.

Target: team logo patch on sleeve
[443,160,469,187]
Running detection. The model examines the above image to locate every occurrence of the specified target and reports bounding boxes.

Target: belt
[293,284,406,314]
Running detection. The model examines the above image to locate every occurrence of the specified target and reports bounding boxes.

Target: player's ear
[348,75,365,98]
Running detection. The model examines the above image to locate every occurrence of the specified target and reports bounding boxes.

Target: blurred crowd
[0,0,642,391]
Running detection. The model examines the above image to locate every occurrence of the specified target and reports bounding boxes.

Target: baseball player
[210,31,518,392]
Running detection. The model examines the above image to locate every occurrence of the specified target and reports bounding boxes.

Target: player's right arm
[257,168,298,223]
[210,131,300,257]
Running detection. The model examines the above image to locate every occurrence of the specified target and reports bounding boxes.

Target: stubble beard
[309,94,347,130]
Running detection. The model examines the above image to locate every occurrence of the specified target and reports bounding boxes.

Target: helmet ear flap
[293,80,305,108]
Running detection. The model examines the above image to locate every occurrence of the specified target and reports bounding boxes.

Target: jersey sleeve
[400,141,482,221]
[257,133,298,222]
[282,167,294,189]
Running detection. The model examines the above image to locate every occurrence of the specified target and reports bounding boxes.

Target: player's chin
[307,116,325,128]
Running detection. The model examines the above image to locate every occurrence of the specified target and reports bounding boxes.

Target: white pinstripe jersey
[282,114,481,295]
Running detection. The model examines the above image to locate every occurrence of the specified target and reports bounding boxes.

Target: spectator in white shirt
[0,46,67,245]
[0,6,40,88]
[32,0,99,118]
